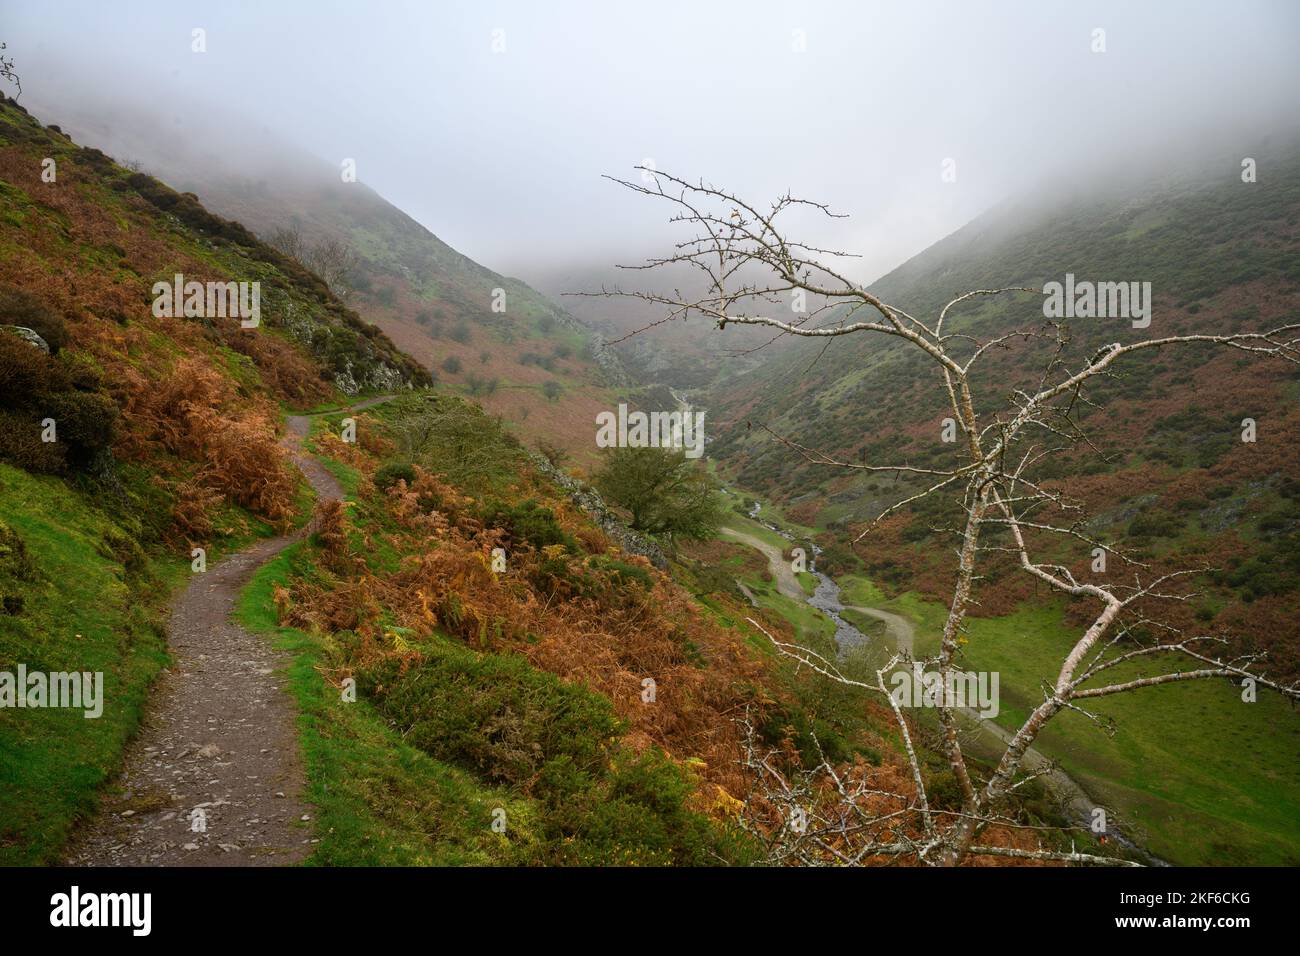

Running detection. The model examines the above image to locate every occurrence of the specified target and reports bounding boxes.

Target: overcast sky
[5,0,1298,284]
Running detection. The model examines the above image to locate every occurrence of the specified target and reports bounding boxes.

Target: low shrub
[481,499,576,552]
[359,646,620,793]
[358,645,748,864]
[0,334,117,474]
[373,461,417,492]
[586,554,653,590]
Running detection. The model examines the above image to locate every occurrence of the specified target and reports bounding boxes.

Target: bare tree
[269,225,359,298]
[269,224,306,262]
[308,235,360,297]
[580,168,1300,866]
[0,42,21,101]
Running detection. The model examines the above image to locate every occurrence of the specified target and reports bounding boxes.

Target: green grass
[303,418,363,497]
[752,583,836,650]
[717,488,817,550]
[837,574,894,610]
[0,460,254,862]
[721,514,790,552]
[720,528,837,650]
[959,605,1300,866]
[282,392,397,416]
[235,544,540,865]
[0,464,170,864]
[0,452,310,865]
[834,571,1300,866]
[839,607,887,642]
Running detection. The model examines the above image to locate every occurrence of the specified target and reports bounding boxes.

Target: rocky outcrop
[2,325,50,353]
[583,330,633,388]
[530,453,667,569]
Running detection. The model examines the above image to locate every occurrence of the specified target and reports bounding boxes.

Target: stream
[729,499,1163,864]
[675,387,1158,860]
[746,501,872,649]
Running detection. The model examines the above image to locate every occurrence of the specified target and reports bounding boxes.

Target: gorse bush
[585,554,653,590]
[480,499,575,552]
[373,460,417,492]
[553,748,746,866]
[0,332,117,474]
[358,644,748,864]
[359,647,619,792]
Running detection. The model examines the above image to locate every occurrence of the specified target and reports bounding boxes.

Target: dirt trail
[721,526,802,599]
[69,396,393,866]
[842,604,915,654]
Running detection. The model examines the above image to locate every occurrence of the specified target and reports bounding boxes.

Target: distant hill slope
[529,260,794,391]
[0,89,426,597]
[204,172,632,460]
[32,99,632,463]
[702,145,1300,678]
[710,148,1300,487]
[0,93,425,439]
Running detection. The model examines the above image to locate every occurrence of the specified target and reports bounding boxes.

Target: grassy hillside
[833,574,1300,866]
[34,96,635,466]
[0,95,423,863]
[236,393,771,864]
[223,390,1092,865]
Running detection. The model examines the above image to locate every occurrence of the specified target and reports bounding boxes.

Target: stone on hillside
[1,325,50,353]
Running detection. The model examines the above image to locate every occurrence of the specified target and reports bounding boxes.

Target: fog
[5,0,1298,285]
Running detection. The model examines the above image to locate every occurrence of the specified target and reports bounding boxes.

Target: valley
[706,485,1299,866]
[1,1,1296,883]
[716,498,1161,861]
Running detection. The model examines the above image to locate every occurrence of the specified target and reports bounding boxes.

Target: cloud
[6,0,1298,284]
